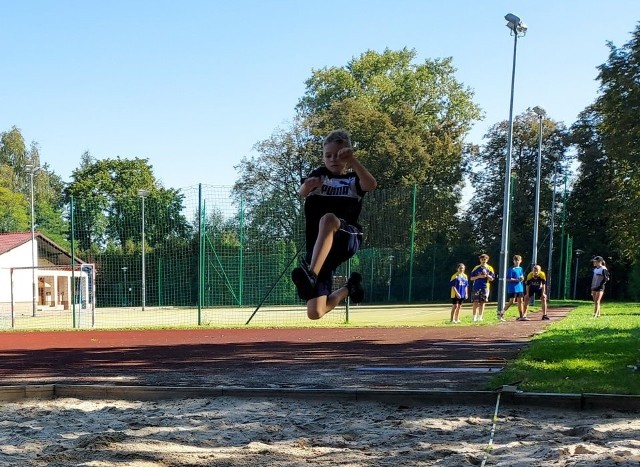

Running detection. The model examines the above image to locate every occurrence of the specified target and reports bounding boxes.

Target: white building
[0,232,92,312]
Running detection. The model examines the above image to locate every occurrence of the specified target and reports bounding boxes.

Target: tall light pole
[497,13,527,313]
[138,189,149,310]
[529,106,545,304]
[573,249,584,299]
[122,266,128,306]
[25,164,40,317]
[387,255,394,301]
[531,106,544,267]
[547,162,558,298]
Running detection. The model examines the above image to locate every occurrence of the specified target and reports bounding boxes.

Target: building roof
[0,232,33,255]
[0,232,84,264]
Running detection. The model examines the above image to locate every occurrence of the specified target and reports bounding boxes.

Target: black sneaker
[291,267,316,301]
[542,314,550,320]
[346,272,364,303]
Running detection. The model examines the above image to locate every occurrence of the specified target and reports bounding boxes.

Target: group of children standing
[449,254,610,323]
[449,254,544,323]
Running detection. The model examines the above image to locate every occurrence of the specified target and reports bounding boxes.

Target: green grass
[491,301,640,395]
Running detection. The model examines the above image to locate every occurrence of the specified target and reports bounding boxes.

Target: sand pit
[1,396,639,466]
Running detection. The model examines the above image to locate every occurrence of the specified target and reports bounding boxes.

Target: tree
[233,117,316,245]
[0,126,67,241]
[0,126,34,192]
[0,187,29,232]
[234,48,483,254]
[65,156,191,252]
[468,109,570,264]
[298,48,482,190]
[565,25,640,298]
[591,25,640,263]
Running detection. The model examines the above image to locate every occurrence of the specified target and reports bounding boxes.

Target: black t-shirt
[303,167,365,249]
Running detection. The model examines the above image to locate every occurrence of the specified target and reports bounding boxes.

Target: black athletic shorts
[305,219,362,298]
[472,288,488,303]
[528,288,544,299]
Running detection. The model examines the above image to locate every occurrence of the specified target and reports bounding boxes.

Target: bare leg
[307,287,349,320]
[450,303,457,322]
[522,296,529,317]
[592,290,604,317]
[309,214,341,275]
[516,297,524,318]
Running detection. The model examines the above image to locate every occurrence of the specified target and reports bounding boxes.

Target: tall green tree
[567,24,640,298]
[233,117,316,244]
[468,109,570,265]
[0,126,67,242]
[65,156,191,252]
[0,187,29,232]
[234,48,483,254]
[299,48,481,190]
[592,24,640,263]
[0,126,34,192]
[566,108,618,295]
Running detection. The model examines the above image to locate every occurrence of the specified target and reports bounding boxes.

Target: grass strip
[491,302,640,394]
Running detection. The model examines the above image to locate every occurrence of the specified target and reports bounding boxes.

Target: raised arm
[338,148,377,192]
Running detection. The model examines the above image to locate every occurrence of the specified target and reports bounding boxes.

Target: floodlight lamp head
[505,13,521,24]
[505,13,527,35]
[532,106,545,117]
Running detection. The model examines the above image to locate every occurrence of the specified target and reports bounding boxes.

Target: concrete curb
[0,385,638,411]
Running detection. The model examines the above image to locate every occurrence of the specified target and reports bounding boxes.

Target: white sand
[0,397,639,466]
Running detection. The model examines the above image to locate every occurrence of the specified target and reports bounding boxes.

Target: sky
[2,1,640,190]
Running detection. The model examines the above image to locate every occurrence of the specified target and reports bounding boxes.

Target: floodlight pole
[531,108,544,270]
[138,189,150,311]
[497,13,527,313]
[26,164,40,317]
[122,266,128,306]
[573,249,584,299]
[547,163,558,298]
[529,107,544,305]
[387,255,394,301]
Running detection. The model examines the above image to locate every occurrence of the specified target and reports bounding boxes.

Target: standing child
[470,254,496,322]
[291,129,377,320]
[449,263,468,324]
[590,256,610,318]
[523,264,548,320]
[501,255,525,321]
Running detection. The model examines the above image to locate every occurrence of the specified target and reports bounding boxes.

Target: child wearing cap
[591,256,610,318]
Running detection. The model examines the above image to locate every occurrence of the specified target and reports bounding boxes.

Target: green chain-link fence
[4,184,476,329]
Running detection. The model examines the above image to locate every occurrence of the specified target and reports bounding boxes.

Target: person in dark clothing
[291,130,377,320]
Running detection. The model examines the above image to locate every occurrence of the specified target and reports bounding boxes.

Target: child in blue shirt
[470,254,495,322]
[449,263,468,323]
[501,255,525,321]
